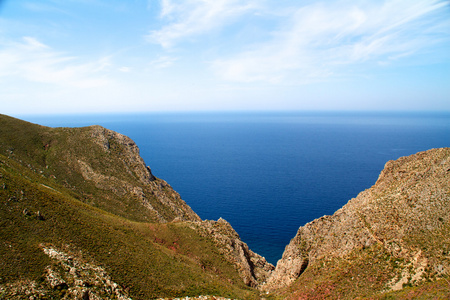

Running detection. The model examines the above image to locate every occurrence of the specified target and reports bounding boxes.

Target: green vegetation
[0,114,258,299]
[0,114,195,223]
[269,244,395,299]
[270,243,450,300]
[374,278,450,300]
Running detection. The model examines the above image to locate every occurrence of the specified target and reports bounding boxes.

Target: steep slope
[0,114,273,299]
[193,218,274,288]
[264,148,450,299]
[0,114,199,223]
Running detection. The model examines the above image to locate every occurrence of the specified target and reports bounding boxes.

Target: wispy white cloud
[147,0,260,48]
[21,36,50,49]
[21,1,71,15]
[0,37,111,88]
[118,66,131,72]
[149,55,178,69]
[208,0,450,84]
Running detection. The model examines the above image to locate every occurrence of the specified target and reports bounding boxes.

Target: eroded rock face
[193,218,275,288]
[89,126,156,185]
[148,179,201,223]
[77,126,201,223]
[264,148,450,291]
[0,245,132,300]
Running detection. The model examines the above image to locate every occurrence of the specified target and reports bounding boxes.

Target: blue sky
[1,0,449,115]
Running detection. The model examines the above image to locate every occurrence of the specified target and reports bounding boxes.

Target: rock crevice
[192,218,275,288]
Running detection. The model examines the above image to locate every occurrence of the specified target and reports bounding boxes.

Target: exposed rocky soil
[0,245,131,300]
[78,125,201,223]
[263,148,450,293]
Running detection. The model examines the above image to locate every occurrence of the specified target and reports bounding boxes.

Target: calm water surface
[21,111,450,264]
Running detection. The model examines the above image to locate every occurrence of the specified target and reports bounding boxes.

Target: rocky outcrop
[76,125,201,223]
[192,218,275,288]
[0,245,131,300]
[264,148,450,292]
[88,126,156,184]
[148,178,201,222]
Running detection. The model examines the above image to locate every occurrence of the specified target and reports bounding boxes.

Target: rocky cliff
[68,124,275,287]
[263,148,450,298]
[192,218,274,288]
[0,114,201,224]
[0,114,273,299]
[76,125,202,223]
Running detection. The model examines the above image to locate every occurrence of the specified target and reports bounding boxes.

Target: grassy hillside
[0,114,259,299]
[0,114,200,223]
[273,244,450,299]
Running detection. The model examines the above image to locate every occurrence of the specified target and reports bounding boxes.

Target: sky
[0,0,449,115]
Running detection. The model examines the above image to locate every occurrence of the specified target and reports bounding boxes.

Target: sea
[20,111,450,265]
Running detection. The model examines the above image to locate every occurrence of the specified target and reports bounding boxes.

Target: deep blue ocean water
[20,111,450,265]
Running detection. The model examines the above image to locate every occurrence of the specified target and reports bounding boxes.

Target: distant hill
[0,114,448,299]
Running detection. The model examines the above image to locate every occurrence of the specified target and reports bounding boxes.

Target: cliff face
[264,148,450,297]
[192,218,274,288]
[62,124,274,287]
[0,114,200,223]
[75,125,201,223]
[0,114,272,299]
